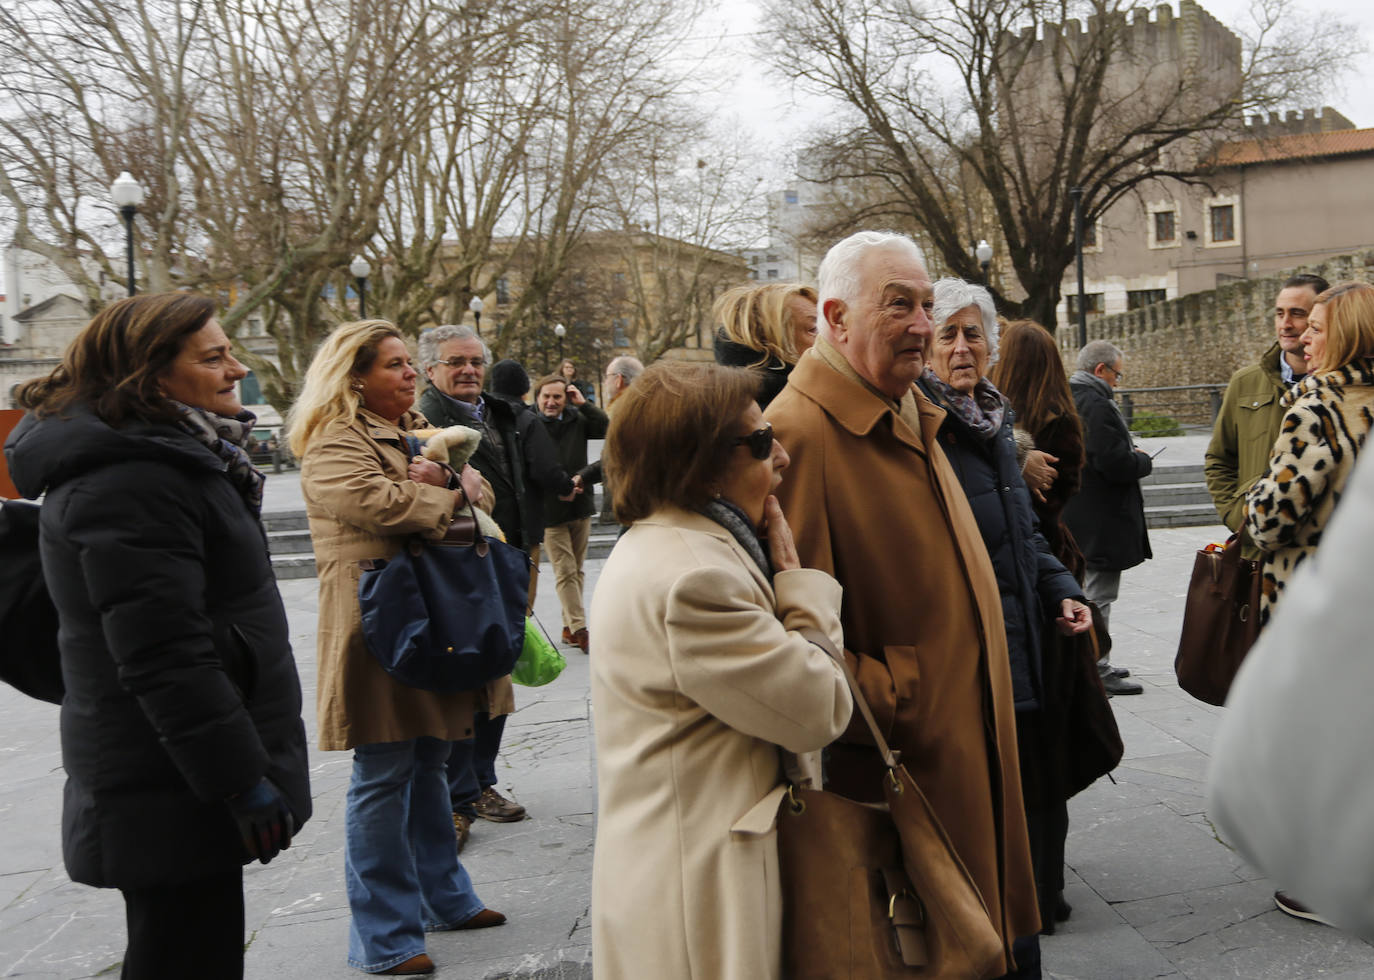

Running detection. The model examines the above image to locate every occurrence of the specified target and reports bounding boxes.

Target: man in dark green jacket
[1205,274,1328,559]
[533,374,608,652]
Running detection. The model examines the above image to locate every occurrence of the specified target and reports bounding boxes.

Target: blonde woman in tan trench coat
[588,362,853,980]
[289,321,505,976]
[766,232,1040,977]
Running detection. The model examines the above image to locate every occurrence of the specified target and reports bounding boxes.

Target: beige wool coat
[766,348,1041,969]
[302,408,485,750]
[588,507,852,980]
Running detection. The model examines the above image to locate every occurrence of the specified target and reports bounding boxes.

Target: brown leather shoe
[452,908,507,930]
[378,953,435,975]
[452,812,471,853]
[473,787,526,822]
[571,628,589,654]
[561,626,573,644]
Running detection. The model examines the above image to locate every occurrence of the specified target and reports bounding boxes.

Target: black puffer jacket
[919,381,1083,711]
[417,386,572,552]
[1063,375,1153,571]
[713,331,793,409]
[5,407,310,889]
[541,401,609,526]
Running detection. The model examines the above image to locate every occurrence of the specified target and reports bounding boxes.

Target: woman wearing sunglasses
[587,361,853,980]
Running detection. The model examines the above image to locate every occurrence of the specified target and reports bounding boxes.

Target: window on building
[1210,205,1235,242]
[1127,289,1167,310]
[495,277,510,304]
[1066,293,1104,316]
[750,254,760,265]
[766,253,779,263]
[1153,211,1176,245]
[784,190,799,204]
[766,269,779,279]
[1080,222,1097,249]
[612,319,630,347]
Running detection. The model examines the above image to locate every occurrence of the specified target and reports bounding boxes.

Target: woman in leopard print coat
[1246,282,1374,627]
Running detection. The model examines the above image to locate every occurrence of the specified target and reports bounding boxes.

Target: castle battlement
[1009,0,1239,66]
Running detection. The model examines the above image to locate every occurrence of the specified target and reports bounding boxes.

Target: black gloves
[226,778,294,865]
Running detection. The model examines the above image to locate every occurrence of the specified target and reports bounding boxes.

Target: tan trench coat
[766,352,1041,968]
[588,507,852,980]
[302,408,493,751]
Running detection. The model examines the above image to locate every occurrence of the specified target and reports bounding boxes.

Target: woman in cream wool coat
[588,362,853,980]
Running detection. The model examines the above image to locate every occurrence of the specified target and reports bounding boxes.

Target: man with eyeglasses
[416,324,575,846]
[1205,274,1329,560]
[1063,340,1152,695]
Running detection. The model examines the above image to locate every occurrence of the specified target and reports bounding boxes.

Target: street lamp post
[110,171,144,297]
[350,256,372,319]
[975,239,993,284]
[469,295,484,336]
[592,337,604,404]
[554,322,566,362]
[1071,187,1088,349]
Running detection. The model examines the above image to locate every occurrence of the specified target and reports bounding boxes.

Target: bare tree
[761,0,1355,328]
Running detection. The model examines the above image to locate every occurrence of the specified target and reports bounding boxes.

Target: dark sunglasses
[732,424,774,460]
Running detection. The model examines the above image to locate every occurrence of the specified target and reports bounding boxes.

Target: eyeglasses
[436,356,485,369]
[1104,365,1124,382]
[732,424,774,460]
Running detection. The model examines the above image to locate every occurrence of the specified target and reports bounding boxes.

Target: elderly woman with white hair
[917,278,1091,961]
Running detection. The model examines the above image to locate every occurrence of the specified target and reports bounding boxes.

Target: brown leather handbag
[774,652,1006,980]
[1174,534,1261,706]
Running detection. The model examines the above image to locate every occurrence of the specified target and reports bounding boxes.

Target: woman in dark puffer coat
[5,293,310,980]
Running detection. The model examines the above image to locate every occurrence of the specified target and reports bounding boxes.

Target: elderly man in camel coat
[766,231,1040,977]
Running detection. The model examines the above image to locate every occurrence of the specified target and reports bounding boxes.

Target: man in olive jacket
[1205,274,1327,559]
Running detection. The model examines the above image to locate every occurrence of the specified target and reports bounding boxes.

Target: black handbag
[358,499,531,693]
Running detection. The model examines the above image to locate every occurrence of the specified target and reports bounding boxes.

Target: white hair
[418,324,491,370]
[931,278,1000,362]
[1076,339,1123,373]
[816,231,926,337]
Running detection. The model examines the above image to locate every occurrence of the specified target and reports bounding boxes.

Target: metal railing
[1117,383,1227,428]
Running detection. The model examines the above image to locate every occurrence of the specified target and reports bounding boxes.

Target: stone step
[1141,483,1215,507]
[1145,503,1224,529]
[1139,463,1204,486]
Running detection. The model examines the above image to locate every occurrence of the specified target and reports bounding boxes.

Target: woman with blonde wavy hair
[1247,281,1374,628]
[289,320,505,976]
[712,281,819,408]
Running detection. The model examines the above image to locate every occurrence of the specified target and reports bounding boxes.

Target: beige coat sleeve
[665,564,852,754]
[303,422,456,539]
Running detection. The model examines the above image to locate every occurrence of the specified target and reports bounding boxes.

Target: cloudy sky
[707,0,1374,172]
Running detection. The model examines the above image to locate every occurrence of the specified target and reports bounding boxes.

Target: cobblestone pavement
[3,445,1373,977]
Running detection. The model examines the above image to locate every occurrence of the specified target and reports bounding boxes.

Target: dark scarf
[698,497,773,580]
[169,401,264,515]
[921,368,1006,441]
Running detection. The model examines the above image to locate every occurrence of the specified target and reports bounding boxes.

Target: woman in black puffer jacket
[5,293,310,980]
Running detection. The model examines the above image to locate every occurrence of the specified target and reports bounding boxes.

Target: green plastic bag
[512,617,566,687]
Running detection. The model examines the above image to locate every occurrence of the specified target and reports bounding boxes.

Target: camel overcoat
[301,408,479,750]
[588,507,852,980]
[766,352,1041,969]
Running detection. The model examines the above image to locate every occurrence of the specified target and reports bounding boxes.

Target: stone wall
[1058,249,1374,389]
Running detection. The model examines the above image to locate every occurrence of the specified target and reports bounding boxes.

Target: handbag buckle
[785,784,806,815]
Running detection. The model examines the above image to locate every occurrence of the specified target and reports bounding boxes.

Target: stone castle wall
[1056,250,1374,419]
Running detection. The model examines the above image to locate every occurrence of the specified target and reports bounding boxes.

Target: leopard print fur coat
[1245,358,1374,626]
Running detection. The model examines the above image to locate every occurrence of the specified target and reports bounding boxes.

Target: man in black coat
[1062,339,1152,695]
[533,373,609,652]
[418,325,574,831]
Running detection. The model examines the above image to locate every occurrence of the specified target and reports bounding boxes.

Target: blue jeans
[446,712,506,816]
[345,737,485,973]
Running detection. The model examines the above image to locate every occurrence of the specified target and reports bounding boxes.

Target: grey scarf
[169,400,265,515]
[698,498,773,581]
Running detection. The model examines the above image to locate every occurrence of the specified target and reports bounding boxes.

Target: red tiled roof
[1214,128,1374,167]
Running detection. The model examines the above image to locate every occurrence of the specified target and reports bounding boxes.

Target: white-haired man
[767,232,1041,975]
